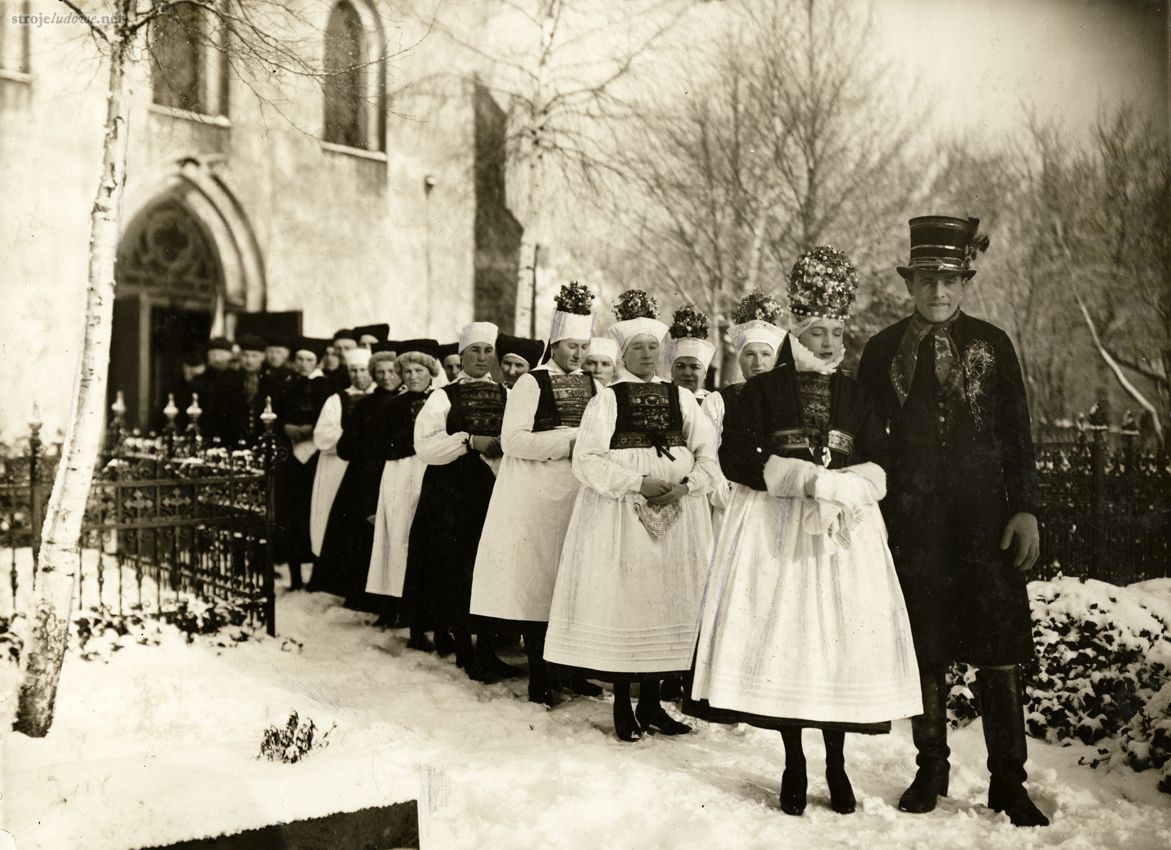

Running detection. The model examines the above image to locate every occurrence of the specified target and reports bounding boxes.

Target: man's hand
[1000,512,1040,571]
[639,477,671,499]
[648,482,688,506]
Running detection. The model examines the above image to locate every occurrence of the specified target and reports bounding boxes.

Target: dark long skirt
[272,452,318,570]
[309,458,383,609]
[401,453,496,632]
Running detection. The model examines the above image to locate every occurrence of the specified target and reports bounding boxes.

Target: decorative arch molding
[121,156,266,326]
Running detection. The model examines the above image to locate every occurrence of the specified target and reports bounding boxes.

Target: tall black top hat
[896,216,989,280]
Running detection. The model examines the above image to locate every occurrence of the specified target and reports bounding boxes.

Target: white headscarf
[459,321,499,352]
[670,337,717,372]
[609,317,669,354]
[788,316,845,375]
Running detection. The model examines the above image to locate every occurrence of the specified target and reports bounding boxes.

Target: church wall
[0,2,484,441]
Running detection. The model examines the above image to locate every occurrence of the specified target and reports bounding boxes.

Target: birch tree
[15,0,403,737]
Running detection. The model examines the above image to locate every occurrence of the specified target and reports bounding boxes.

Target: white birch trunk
[1076,294,1165,441]
[14,38,129,737]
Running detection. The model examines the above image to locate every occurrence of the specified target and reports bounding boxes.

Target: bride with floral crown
[687,247,922,818]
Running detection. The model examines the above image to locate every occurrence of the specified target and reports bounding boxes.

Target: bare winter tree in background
[16,0,403,738]
[927,107,1170,437]
[610,0,923,380]
[413,0,700,335]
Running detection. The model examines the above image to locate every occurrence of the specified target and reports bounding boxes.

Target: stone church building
[0,0,1166,439]
[0,0,522,436]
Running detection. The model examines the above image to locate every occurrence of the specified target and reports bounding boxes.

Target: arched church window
[149,1,229,116]
[323,1,386,152]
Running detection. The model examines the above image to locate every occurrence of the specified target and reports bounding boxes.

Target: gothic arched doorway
[109,197,223,431]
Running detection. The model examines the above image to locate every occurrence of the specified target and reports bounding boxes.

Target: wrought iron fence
[1033,411,1170,584]
[1,391,282,635]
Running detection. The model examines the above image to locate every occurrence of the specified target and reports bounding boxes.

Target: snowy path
[4,586,1170,850]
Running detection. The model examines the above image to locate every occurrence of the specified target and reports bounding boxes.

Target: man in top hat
[668,305,717,401]
[495,333,546,389]
[857,216,1047,827]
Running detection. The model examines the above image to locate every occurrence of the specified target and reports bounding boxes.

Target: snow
[2,555,1170,850]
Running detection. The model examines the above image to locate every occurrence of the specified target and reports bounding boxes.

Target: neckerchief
[890,311,961,406]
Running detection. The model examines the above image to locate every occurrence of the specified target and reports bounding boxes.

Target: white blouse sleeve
[413,388,470,466]
[571,389,644,499]
[679,388,719,496]
[499,372,574,461]
[312,394,343,453]
[701,391,726,446]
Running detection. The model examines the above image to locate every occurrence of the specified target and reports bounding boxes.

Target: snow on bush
[73,598,255,661]
[258,711,334,764]
[948,576,1171,792]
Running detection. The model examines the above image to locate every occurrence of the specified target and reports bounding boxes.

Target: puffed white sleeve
[700,391,732,508]
[312,394,343,452]
[413,389,469,466]
[701,392,726,445]
[500,372,574,461]
[571,389,644,499]
[679,388,719,496]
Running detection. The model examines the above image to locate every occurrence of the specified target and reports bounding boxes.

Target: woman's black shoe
[613,698,643,742]
[433,629,456,657]
[406,630,435,652]
[635,702,692,736]
[779,766,808,816]
[827,767,856,814]
[528,684,565,708]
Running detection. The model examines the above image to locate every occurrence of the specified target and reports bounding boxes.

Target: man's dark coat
[857,311,1038,667]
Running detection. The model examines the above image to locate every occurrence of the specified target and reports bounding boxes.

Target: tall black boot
[779,728,807,816]
[977,667,1049,827]
[823,730,855,814]
[899,667,951,813]
[524,628,561,707]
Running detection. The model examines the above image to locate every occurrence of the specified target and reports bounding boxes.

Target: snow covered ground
[2,555,1170,850]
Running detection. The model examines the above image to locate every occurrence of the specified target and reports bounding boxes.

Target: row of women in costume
[274,249,925,819]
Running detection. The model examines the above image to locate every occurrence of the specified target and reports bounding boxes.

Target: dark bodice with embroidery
[797,373,832,438]
[382,390,430,461]
[532,370,596,432]
[608,382,685,452]
[719,366,888,491]
[444,381,507,437]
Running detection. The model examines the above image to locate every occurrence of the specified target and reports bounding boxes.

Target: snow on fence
[0,391,281,635]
